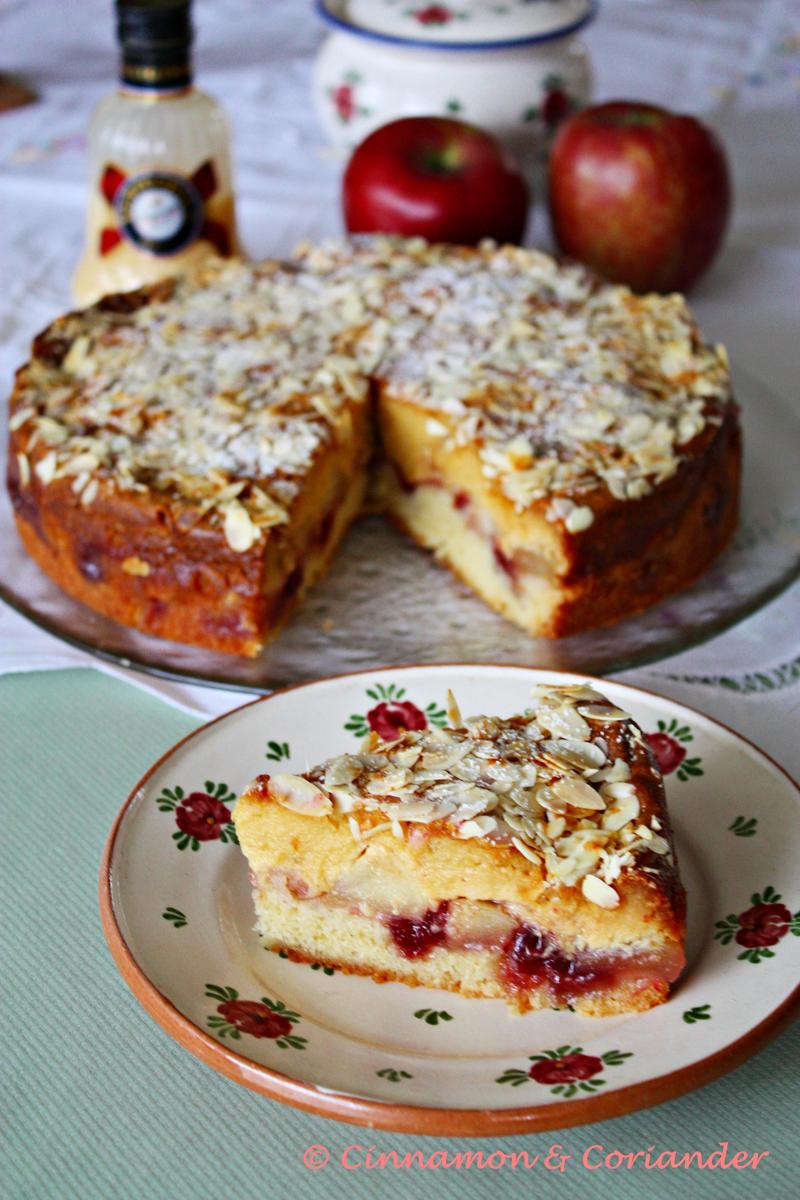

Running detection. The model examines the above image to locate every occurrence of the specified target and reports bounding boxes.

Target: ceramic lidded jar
[313,0,596,158]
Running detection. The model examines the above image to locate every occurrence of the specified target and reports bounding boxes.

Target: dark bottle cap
[116,0,193,90]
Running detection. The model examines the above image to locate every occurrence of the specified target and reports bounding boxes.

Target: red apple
[548,101,731,292]
[343,117,529,245]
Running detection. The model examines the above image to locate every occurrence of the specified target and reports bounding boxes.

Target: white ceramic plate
[101,666,800,1135]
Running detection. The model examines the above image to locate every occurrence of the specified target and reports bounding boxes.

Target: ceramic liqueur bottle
[73,0,239,306]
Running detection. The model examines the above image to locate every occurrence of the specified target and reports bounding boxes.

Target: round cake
[7,237,740,655]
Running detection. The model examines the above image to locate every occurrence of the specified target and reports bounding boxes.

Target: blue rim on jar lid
[316,0,598,52]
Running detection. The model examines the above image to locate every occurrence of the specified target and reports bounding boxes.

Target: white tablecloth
[1,0,798,770]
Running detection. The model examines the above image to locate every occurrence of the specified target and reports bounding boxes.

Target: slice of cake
[8,260,372,655]
[234,684,686,1016]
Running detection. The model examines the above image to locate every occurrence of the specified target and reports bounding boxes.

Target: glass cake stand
[2,365,798,693]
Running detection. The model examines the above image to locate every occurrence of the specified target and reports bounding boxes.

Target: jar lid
[317,0,596,49]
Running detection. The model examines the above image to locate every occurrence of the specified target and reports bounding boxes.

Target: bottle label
[116,172,201,254]
[98,161,231,258]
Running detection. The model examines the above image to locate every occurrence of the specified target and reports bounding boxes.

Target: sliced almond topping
[34,450,57,484]
[392,745,422,769]
[582,874,620,909]
[601,785,640,832]
[270,773,332,816]
[457,815,497,839]
[578,704,631,722]
[36,417,68,447]
[536,701,591,741]
[446,689,463,728]
[267,684,670,890]
[511,836,541,865]
[549,775,606,811]
[223,500,259,553]
[9,406,35,432]
[382,799,444,823]
[589,758,631,783]
[16,453,30,486]
[564,505,594,533]
[324,755,362,787]
[62,451,100,476]
[644,833,671,856]
[62,334,93,377]
[326,786,358,812]
[121,556,151,577]
[81,478,99,506]
[541,737,606,771]
[535,784,567,815]
[347,815,362,842]
[419,740,468,771]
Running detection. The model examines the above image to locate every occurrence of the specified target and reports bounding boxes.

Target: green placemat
[2,669,798,1199]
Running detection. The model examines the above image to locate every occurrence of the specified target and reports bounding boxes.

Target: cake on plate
[234,683,686,1015]
[7,237,740,654]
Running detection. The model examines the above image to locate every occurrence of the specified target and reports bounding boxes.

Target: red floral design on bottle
[645,719,703,780]
[497,1045,632,1098]
[715,887,800,963]
[156,780,238,851]
[205,985,307,1049]
[345,682,446,740]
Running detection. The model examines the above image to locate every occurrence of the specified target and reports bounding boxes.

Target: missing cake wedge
[234,684,686,1016]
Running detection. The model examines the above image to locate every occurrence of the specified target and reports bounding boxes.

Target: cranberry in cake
[234,683,687,1016]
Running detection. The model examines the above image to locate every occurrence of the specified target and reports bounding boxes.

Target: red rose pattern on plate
[205,985,307,1049]
[155,780,238,851]
[344,682,446,740]
[645,719,704,781]
[497,1046,632,1099]
[714,887,800,963]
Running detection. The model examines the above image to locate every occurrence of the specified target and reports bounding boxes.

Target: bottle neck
[119,56,192,92]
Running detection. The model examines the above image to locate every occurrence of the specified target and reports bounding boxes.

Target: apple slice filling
[267,872,682,1003]
[388,467,556,592]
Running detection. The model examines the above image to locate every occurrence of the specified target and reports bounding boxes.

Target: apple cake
[7,237,740,653]
[234,683,687,1016]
